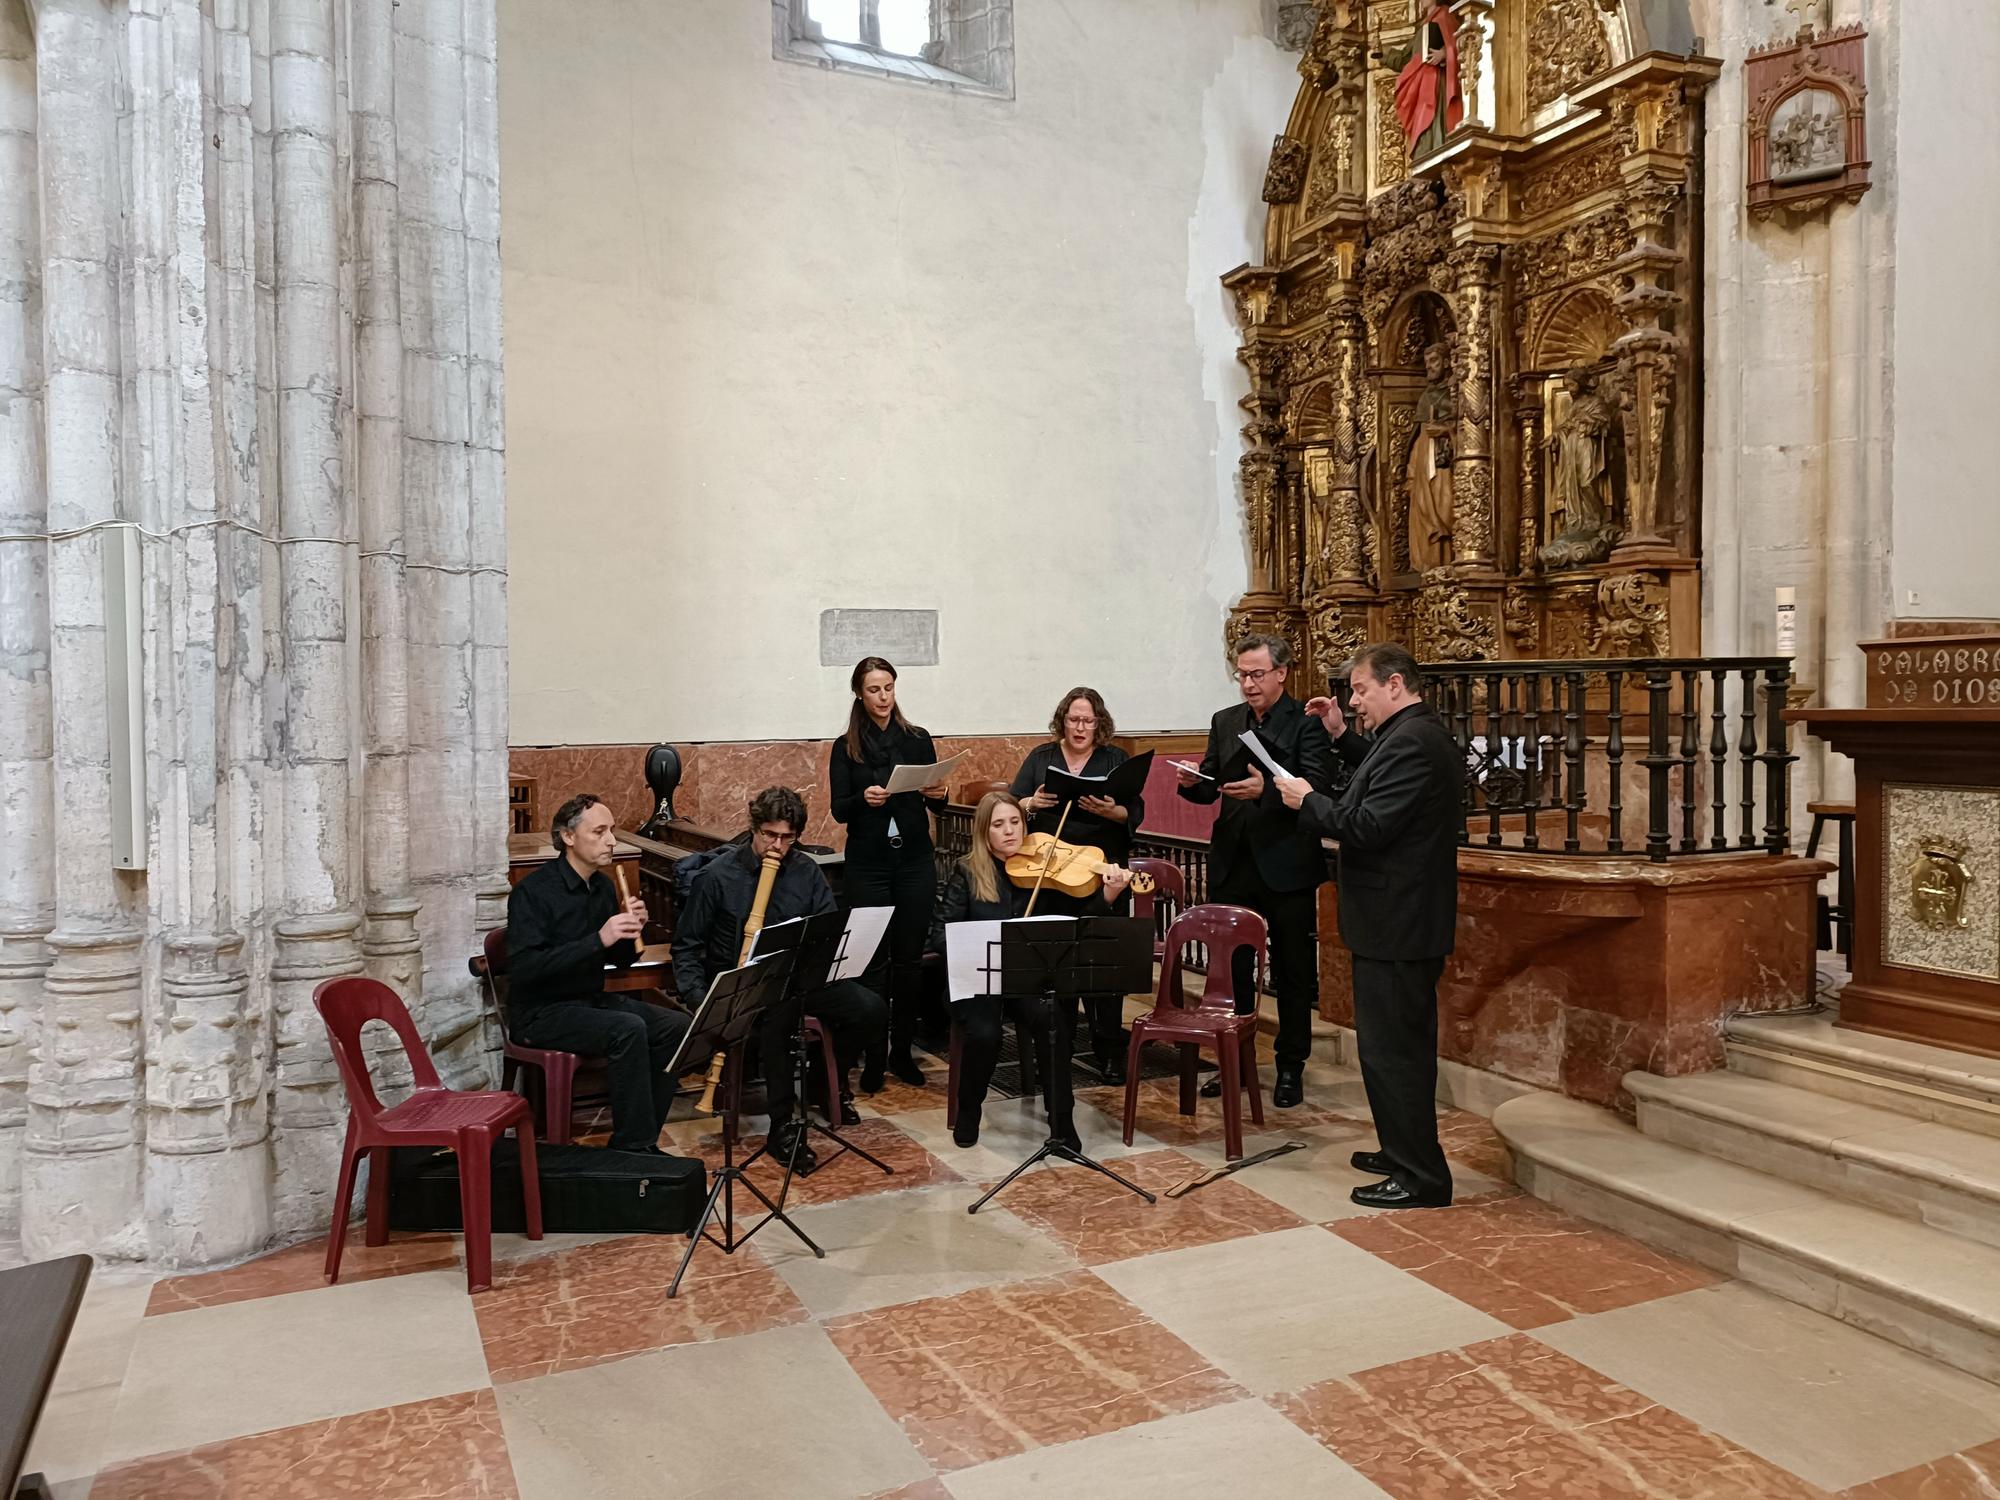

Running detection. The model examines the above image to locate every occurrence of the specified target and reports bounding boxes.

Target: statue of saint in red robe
[1387,3,1464,160]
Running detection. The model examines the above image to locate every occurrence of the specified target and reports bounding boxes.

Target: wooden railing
[1421,657,1798,863]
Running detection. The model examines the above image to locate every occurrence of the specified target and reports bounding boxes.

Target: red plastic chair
[1122,904,1266,1161]
[1128,857,1186,965]
[315,976,542,1294]
[477,927,598,1145]
[802,1016,843,1123]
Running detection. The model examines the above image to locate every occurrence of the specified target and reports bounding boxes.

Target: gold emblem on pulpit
[1909,838,1974,931]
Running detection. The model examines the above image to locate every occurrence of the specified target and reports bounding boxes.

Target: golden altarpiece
[1223,0,1718,684]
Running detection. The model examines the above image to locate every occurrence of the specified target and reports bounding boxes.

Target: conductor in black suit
[1275,642,1459,1208]
[1175,633,1334,1108]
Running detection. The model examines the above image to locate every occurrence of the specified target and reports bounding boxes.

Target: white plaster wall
[501,0,1295,744]
[1889,2,2000,620]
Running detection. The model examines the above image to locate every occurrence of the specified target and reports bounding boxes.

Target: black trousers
[1211,861,1320,1067]
[845,851,935,1055]
[758,979,888,1121]
[1350,955,1452,1202]
[514,995,690,1153]
[954,993,1076,1127]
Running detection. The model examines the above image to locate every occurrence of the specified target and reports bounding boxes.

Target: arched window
[777,0,1015,98]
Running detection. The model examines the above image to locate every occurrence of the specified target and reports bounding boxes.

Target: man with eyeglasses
[1176,634,1334,1107]
[672,786,887,1165]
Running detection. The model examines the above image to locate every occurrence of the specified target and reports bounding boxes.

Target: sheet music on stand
[944,915,1069,1001]
[750,906,891,983]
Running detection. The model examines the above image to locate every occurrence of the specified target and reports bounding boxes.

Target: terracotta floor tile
[1278,1334,1835,1500]
[474,1234,807,1382]
[145,1234,460,1316]
[1330,1193,1720,1328]
[1074,1078,1350,1148]
[824,1269,1242,1472]
[88,1389,518,1499]
[855,1076,946,1116]
[678,1116,963,1208]
[1435,1108,1515,1182]
[1844,1438,2000,1499]
[983,1148,1303,1266]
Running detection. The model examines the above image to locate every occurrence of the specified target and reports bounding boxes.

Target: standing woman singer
[1010,687,1145,1083]
[830,656,947,1090]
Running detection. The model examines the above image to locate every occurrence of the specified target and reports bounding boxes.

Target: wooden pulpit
[1791,635,2000,1058]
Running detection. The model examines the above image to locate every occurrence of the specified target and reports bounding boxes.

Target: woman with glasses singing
[830,656,948,1091]
[1009,686,1146,1083]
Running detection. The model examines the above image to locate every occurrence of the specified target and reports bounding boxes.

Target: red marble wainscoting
[1317,848,1831,1108]
[508,735,1054,850]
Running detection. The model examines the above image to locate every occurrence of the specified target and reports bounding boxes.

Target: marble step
[1626,1070,2000,1253]
[1494,1092,2000,1385]
[1725,1010,2000,1140]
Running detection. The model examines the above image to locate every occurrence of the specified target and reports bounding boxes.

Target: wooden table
[1,1254,91,1500]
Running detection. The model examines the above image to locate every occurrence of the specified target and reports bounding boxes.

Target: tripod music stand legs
[744,1013,895,1195]
[967,992,1157,1215]
[668,1041,825,1299]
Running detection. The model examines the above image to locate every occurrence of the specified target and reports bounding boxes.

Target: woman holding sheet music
[1011,687,1146,1082]
[830,656,948,1091]
[931,790,1130,1148]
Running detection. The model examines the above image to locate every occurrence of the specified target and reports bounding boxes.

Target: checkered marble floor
[28,1056,2000,1500]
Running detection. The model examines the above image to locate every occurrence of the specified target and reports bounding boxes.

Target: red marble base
[1317,851,1831,1108]
[509,735,1048,849]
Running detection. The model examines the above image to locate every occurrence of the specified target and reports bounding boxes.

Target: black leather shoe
[1273,1064,1304,1109]
[769,1117,818,1175]
[858,1064,886,1095]
[1095,1049,1128,1085]
[1199,1074,1223,1098]
[1349,1177,1449,1209]
[838,1094,862,1127]
[888,1051,927,1088]
[1049,1118,1083,1154]
[1350,1149,1390,1175]
[952,1105,981,1149]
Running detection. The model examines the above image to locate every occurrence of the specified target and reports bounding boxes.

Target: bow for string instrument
[696,848,783,1116]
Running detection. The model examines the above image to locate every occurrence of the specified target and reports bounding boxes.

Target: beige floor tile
[51,1271,155,1396]
[893,1098,1168,1181]
[942,1398,1389,1500]
[101,1268,490,1466]
[768,1183,1080,1318]
[497,1322,931,1499]
[22,1379,120,1484]
[1535,1280,2000,1491]
[1094,1223,1511,1395]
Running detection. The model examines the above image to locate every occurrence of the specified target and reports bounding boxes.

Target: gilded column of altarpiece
[1224,0,1719,689]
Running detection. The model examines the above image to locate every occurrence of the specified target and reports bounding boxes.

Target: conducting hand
[1274,773,1313,810]
[863,784,890,807]
[1220,766,1266,801]
[1077,793,1123,820]
[1305,694,1347,740]
[598,910,644,948]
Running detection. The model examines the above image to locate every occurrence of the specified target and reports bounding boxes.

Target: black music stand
[968,916,1158,1214]
[666,949,819,1298]
[745,909,895,1189]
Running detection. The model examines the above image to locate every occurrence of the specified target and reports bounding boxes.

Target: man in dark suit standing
[1176,633,1334,1107]
[1275,642,1460,1208]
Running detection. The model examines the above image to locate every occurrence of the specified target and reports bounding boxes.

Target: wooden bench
[1,1254,92,1500]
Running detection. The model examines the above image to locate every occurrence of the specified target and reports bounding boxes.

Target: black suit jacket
[1177,695,1335,894]
[1299,700,1461,961]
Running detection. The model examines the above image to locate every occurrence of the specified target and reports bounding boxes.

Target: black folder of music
[1039,748,1154,808]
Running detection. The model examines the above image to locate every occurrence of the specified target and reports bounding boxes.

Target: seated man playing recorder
[672,786,888,1166]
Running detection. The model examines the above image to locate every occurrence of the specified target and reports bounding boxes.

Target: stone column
[398,0,483,1064]
[463,0,512,1082]
[267,0,365,1235]
[1449,243,1500,573]
[353,0,425,1033]
[0,0,50,1243]
[26,0,147,1260]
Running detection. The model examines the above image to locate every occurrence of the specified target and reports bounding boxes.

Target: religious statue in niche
[1767,88,1844,182]
[1380,3,1464,161]
[1538,369,1622,569]
[1405,342,1456,573]
[1303,447,1335,592]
